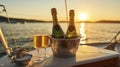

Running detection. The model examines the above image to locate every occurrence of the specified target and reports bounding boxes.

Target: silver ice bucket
[50,36,80,58]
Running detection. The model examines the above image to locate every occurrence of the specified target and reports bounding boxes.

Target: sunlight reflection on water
[79,22,87,44]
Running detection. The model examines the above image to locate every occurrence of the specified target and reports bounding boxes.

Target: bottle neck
[52,15,59,26]
[51,8,59,26]
[69,15,75,26]
[69,10,75,26]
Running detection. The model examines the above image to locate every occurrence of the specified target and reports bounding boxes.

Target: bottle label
[68,25,75,32]
[54,24,60,31]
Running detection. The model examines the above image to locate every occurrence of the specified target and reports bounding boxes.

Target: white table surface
[0,45,119,67]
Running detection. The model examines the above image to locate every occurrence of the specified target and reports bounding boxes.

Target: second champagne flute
[42,34,50,58]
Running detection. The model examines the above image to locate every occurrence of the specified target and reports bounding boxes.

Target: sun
[78,13,88,21]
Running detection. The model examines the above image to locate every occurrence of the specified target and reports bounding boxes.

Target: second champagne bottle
[66,10,77,38]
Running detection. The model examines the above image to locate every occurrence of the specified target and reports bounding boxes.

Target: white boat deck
[0,45,119,67]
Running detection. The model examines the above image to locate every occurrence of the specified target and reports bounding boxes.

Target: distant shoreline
[0,15,120,24]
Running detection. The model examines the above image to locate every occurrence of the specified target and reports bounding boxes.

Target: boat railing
[110,31,120,43]
[0,4,7,12]
[104,31,120,50]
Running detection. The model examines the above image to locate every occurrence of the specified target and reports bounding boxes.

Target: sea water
[0,22,120,52]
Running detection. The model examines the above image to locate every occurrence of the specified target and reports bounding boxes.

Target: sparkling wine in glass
[33,35,43,62]
[42,34,50,58]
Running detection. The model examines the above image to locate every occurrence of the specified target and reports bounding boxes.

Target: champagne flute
[33,35,44,62]
[42,34,50,58]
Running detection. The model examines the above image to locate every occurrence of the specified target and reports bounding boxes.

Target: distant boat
[24,21,27,24]
[22,21,27,24]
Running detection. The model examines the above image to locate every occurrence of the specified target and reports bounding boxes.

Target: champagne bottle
[51,8,65,38]
[66,10,77,38]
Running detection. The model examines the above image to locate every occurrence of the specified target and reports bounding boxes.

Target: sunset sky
[0,0,120,21]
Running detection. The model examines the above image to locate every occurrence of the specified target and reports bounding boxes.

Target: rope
[5,12,18,49]
[64,0,68,24]
[1,5,18,49]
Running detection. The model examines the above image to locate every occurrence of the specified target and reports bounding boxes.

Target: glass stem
[37,49,39,58]
[44,48,46,58]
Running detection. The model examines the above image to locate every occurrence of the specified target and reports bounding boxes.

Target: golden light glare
[79,13,88,21]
